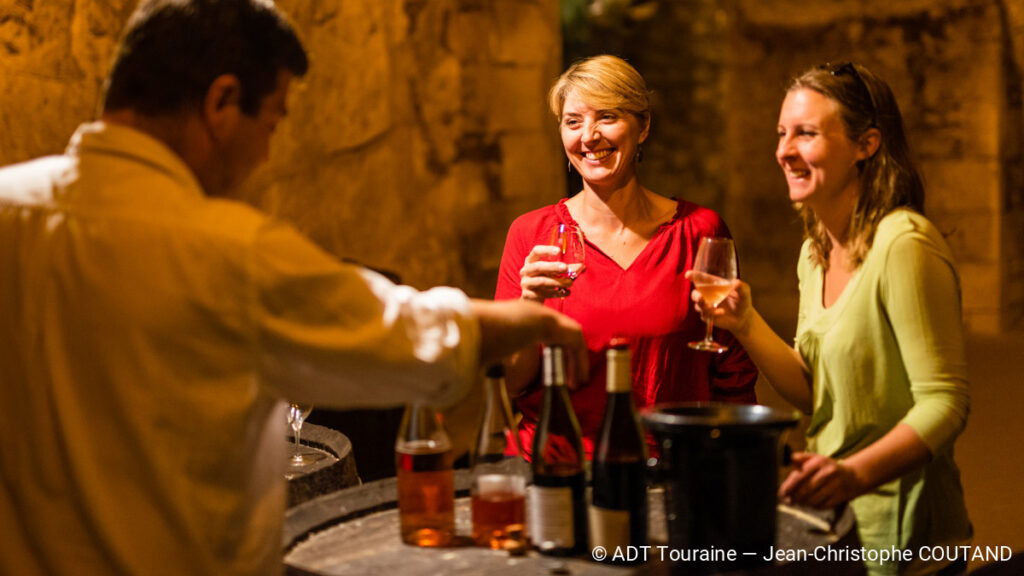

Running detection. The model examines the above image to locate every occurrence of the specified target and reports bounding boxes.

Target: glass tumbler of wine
[287,402,325,468]
[687,237,737,353]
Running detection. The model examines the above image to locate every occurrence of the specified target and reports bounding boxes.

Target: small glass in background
[287,402,325,469]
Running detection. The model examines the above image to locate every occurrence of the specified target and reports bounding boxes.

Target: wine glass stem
[703,315,715,344]
[292,424,303,460]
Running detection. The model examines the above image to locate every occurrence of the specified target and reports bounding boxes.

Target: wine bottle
[470,364,529,550]
[529,346,587,556]
[395,402,455,547]
[589,340,648,562]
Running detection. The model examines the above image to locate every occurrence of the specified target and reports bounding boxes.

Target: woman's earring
[635,146,644,164]
[568,161,573,173]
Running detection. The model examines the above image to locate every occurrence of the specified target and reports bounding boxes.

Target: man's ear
[858,127,881,161]
[202,74,242,142]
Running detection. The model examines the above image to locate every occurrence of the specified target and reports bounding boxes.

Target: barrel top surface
[286,423,359,507]
[284,472,861,576]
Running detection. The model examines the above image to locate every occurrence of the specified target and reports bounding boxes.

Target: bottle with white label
[589,339,647,562]
[529,345,586,556]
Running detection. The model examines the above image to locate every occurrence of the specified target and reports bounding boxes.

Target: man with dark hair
[102,0,310,117]
[0,1,585,575]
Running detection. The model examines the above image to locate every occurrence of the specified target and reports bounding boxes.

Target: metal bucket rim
[640,401,800,431]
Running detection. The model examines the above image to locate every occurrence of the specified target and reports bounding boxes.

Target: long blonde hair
[788,63,925,269]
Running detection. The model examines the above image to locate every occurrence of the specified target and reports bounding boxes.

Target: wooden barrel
[286,422,360,507]
[283,470,865,575]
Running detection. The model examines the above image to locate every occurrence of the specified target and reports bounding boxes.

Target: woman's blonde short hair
[548,55,651,123]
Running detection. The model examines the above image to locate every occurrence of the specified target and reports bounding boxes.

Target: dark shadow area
[307,407,404,482]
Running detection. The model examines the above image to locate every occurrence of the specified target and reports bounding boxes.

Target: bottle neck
[543,346,566,387]
[481,377,510,436]
[485,377,504,407]
[606,348,631,393]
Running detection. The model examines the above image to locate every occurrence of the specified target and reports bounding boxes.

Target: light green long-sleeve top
[795,209,972,576]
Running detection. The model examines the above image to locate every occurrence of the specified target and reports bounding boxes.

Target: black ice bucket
[641,402,800,574]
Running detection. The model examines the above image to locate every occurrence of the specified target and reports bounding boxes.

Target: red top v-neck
[496,198,758,459]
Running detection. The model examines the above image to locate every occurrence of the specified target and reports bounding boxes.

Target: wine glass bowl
[688,237,737,353]
[548,223,586,281]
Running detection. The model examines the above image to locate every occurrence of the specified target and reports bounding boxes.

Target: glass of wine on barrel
[287,402,325,468]
[688,237,737,353]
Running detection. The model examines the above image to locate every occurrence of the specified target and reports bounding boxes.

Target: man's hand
[470,299,588,383]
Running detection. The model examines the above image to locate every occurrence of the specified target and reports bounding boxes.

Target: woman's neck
[813,182,859,248]
[571,176,661,230]
[810,186,859,272]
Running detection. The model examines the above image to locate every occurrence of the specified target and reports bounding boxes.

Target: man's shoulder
[0,154,75,205]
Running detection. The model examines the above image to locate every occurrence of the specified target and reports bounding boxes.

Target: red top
[496,199,758,460]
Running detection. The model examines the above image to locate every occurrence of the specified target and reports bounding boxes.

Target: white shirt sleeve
[251,219,480,409]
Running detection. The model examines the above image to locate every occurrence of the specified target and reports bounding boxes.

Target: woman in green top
[691,63,972,575]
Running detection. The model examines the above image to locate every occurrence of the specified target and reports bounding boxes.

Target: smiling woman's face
[560,91,648,190]
[775,87,866,210]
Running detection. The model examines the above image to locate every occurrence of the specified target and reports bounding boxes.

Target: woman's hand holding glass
[685,272,753,336]
[519,224,586,303]
[686,238,739,352]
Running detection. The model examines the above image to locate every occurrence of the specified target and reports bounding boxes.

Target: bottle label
[588,505,631,551]
[528,485,575,549]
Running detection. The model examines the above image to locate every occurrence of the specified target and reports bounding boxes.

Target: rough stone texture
[242,0,563,299]
[0,0,136,162]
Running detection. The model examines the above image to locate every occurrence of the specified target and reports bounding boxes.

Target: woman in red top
[496,55,758,459]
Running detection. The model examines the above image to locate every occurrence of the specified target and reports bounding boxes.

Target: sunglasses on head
[818,62,877,127]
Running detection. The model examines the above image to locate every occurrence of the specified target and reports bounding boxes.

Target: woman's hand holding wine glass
[519,223,586,303]
[686,275,752,336]
[687,237,738,353]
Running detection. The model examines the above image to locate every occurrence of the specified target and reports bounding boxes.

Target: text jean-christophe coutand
[589,544,1015,565]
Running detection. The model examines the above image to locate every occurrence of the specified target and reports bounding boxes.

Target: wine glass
[548,223,586,285]
[687,237,737,353]
[287,402,325,468]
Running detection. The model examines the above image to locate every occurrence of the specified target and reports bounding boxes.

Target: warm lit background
[1,0,1021,569]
